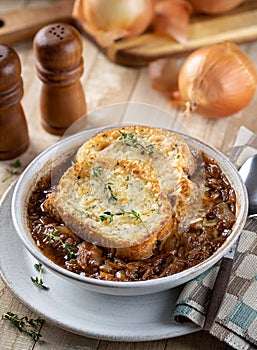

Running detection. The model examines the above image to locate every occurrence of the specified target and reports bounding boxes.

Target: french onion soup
[27,126,236,281]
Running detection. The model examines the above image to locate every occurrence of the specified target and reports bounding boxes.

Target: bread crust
[43,192,62,222]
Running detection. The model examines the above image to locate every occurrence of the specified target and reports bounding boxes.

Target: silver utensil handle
[203,257,234,331]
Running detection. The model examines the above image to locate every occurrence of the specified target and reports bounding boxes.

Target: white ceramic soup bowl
[12,125,248,296]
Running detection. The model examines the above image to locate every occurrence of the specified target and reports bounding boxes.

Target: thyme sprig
[118,131,154,156]
[2,312,45,341]
[1,159,22,182]
[91,165,117,202]
[31,263,49,290]
[100,208,149,233]
[44,230,77,260]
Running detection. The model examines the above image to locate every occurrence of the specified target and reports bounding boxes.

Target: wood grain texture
[1,0,257,349]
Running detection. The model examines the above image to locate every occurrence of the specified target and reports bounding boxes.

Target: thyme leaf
[91,166,103,178]
[130,209,149,233]
[1,159,22,182]
[100,211,114,223]
[2,312,45,342]
[31,263,49,290]
[104,182,118,202]
[63,242,77,260]
[10,159,22,168]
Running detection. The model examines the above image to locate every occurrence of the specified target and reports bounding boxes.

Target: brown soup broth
[27,152,236,282]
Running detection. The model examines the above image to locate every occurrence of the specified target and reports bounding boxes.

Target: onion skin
[154,0,193,44]
[72,0,156,47]
[178,42,257,119]
[189,0,244,14]
[148,57,180,95]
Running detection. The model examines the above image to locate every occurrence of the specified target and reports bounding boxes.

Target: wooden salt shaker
[33,23,87,135]
[0,45,29,160]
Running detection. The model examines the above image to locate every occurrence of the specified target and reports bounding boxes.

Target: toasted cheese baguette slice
[54,159,173,260]
[76,125,195,175]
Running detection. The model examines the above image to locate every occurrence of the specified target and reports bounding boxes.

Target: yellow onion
[178,42,257,118]
[72,0,155,47]
[189,0,244,14]
[154,0,193,44]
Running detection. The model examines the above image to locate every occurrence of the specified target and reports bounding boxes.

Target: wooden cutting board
[105,0,257,66]
[1,0,257,67]
[0,1,75,44]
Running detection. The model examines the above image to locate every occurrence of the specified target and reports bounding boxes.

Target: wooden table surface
[1,1,257,349]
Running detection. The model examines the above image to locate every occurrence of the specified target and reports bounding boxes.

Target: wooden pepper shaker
[33,23,87,135]
[0,45,29,160]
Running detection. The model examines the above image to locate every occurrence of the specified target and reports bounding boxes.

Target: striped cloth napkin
[173,126,257,350]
